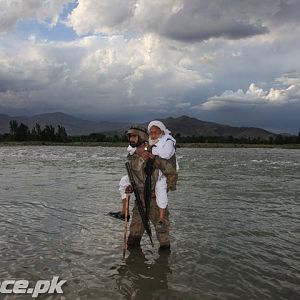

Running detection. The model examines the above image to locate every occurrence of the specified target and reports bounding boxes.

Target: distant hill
[0,112,129,136]
[156,115,276,139]
[0,112,276,139]
[98,115,276,139]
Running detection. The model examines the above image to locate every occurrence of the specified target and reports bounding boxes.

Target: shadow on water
[111,248,194,300]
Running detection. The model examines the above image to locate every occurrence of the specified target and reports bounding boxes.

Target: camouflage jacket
[127,153,178,193]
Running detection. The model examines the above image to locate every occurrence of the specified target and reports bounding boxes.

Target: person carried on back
[116,121,178,232]
[111,124,178,249]
[147,120,178,233]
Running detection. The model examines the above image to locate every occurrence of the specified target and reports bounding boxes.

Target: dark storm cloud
[272,1,300,24]
[0,78,44,92]
[154,0,272,42]
[161,18,269,42]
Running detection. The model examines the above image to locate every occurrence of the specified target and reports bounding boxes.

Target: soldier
[124,125,178,250]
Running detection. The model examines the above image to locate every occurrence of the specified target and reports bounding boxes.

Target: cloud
[0,34,211,118]
[201,75,300,110]
[193,73,300,134]
[68,0,274,41]
[68,0,137,35]
[0,0,73,33]
[271,1,300,25]
[161,18,268,42]
[157,1,269,42]
[0,0,300,133]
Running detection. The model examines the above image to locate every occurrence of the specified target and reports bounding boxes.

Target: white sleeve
[127,145,136,155]
[119,175,130,199]
[152,140,175,159]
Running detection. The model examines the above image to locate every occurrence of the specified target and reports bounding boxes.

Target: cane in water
[122,193,130,259]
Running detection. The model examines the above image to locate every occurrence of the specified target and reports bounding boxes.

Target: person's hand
[136,146,154,160]
[141,151,154,160]
[125,185,133,193]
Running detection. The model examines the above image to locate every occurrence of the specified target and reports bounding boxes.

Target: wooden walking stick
[122,193,129,259]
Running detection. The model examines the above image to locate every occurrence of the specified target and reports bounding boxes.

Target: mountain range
[0,112,276,139]
[0,112,130,136]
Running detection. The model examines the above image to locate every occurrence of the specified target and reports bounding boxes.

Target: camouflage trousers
[127,196,170,248]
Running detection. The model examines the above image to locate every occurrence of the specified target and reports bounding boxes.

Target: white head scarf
[147,120,171,135]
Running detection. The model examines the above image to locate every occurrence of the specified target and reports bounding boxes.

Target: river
[0,146,299,299]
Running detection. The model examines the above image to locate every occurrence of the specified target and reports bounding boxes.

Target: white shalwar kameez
[119,135,178,209]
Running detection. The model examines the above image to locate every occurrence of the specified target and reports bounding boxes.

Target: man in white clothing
[147,121,178,232]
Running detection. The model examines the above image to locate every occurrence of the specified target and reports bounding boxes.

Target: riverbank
[1,141,300,149]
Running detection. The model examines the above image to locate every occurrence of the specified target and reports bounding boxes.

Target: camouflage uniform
[127,152,178,248]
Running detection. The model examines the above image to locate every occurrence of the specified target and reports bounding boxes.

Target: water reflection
[114,248,172,300]
[1,146,300,299]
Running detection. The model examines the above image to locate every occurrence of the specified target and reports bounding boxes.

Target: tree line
[0,120,300,144]
[0,120,69,142]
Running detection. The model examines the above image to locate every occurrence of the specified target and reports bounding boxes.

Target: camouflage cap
[126,124,148,142]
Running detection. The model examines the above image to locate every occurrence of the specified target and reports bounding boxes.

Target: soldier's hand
[141,151,154,160]
[136,147,154,160]
[125,185,133,193]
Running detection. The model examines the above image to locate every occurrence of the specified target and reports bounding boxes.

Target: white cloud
[3,0,297,40]
[68,0,277,41]
[275,72,300,86]
[0,0,73,32]
[0,33,211,116]
[68,0,137,35]
[201,77,300,110]
[0,0,300,133]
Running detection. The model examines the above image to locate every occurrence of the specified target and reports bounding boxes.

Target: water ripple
[0,146,299,299]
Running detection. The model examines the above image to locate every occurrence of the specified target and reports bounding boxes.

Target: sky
[0,0,300,133]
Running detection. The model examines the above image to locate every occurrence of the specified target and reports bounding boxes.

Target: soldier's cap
[126,124,148,141]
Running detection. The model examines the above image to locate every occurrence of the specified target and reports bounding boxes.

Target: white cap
[148,120,171,135]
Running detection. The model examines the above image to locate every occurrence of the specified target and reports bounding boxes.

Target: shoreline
[1,141,300,149]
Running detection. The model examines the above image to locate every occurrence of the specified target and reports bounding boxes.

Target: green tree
[56,125,68,142]
[275,134,284,145]
[16,123,30,141]
[34,123,42,140]
[43,125,56,141]
[9,120,18,138]
[31,127,37,141]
